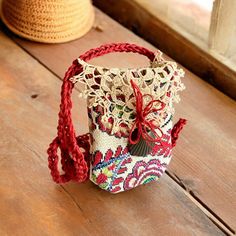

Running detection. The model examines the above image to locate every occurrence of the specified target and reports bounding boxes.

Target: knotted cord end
[171,118,187,147]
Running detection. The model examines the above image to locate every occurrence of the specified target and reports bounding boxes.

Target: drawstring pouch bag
[47,43,186,193]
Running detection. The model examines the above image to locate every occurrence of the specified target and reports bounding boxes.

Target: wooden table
[0,9,235,236]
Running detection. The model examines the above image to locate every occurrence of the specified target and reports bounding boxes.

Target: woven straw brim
[1,0,94,43]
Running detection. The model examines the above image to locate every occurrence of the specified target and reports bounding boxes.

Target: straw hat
[1,0,94,43]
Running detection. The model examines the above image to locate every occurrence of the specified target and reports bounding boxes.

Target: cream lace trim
[70,51,185,134]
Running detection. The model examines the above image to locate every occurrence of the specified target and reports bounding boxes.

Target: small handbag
[47,43,186,193]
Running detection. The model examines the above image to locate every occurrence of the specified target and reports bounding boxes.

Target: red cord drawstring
[128,80,165,145]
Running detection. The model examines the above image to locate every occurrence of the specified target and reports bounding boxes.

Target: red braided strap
[47,43,159,184]
[47,61,90,183]
[79,43,155,62]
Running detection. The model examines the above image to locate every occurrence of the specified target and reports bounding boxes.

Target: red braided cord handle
[47,43,156,184]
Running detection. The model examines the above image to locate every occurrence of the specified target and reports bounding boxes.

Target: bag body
[47,43,186,193]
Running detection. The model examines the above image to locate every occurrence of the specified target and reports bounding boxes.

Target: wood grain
[0,22,225,236]
[9,9,236,233]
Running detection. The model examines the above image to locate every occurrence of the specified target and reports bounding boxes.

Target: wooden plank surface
[9,9,236,233]
[0,27,226,235]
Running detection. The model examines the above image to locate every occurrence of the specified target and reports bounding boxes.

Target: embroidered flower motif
[124,159,166,190]
[91,148,132,192]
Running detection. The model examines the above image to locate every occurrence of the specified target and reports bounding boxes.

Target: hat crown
[1,0,94,43]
